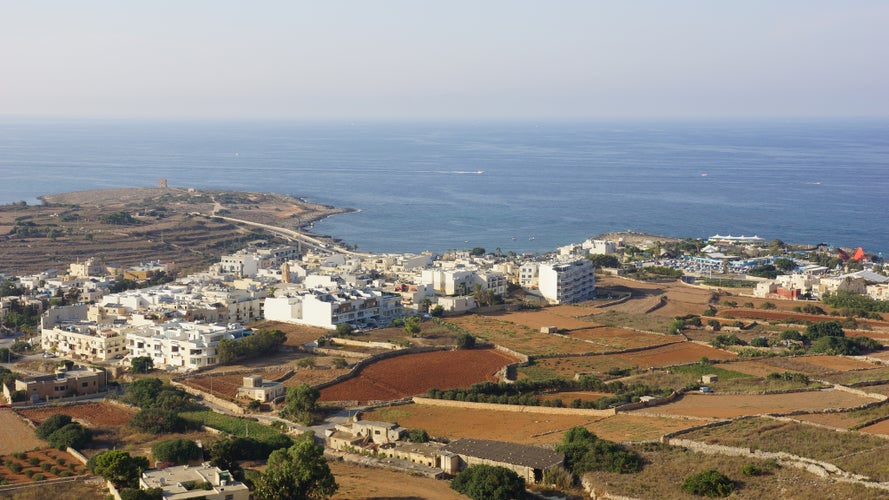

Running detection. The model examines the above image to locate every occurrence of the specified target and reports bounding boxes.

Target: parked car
[42,352,56,358]
[699,386,714,394]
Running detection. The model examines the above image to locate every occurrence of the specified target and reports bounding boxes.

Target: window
[82,382,89,387]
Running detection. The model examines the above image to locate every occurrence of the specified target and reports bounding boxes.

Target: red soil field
[795,355,878,372]
[18,402,136,427]
[319,348,518,403]
[859,419,889,436]
[0,448,88,484]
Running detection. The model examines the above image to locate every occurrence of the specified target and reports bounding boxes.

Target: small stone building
[701,374,719,384]
[5,366,106,404]
[236,375,285,402]
[440,438,564,484]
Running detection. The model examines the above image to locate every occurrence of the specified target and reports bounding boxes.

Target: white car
[42,352,56,358]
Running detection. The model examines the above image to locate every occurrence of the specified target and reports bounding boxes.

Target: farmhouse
[236,375,285,402]
[440,438,564,484]
[139,463,249,500]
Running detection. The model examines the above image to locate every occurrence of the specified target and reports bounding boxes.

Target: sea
[1,119,887,257]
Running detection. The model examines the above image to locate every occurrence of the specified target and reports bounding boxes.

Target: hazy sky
[3,1,888,120]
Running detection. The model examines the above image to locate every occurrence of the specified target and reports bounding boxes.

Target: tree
[151,439,202,465]
[408,428,430,443]
[450,464,525,500]
[35,414,73,439]
[556,427,642,475]
[456,333,476,349]
[588,254,620,268]
[120,488,163,500]
[283,383,320,426]
[805,321,845,341]
[335,323,354,336]
[47,422,92,450]
[403,316,421,337]
[129,408,188,434]
[253,436,338,500]
[680,470,734,497]
[469,247,486,256]
[122,378,164,408]
[430,304,445,317]
[773,257,796,272]
[88,450,150,488]
[130,356,154,374]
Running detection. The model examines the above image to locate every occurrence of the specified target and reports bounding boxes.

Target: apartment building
[538,259,596,304]
[126,320,248,371]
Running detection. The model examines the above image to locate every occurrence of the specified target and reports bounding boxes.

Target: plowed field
[567,327,680,351]
[364,404,700,444]
[319,349,517,403]
[18,402,136,427]
[489,309,599,330]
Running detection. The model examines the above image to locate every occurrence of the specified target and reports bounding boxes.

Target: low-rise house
[4,366,106,404]
[237,375,285,402]
[139,463,249,500]
[381,441,446,468]
[440,438,564,484]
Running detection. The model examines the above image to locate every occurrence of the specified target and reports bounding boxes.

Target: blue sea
[1,119,887,257]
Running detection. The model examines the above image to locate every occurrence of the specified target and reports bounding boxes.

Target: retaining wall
[411,396,615,416]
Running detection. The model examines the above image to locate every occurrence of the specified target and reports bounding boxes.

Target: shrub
[680,470,734,497]
[741,463,767,476]
[451,464,525,500]
[130,408,189,434]
[32,473,45,481]
[48,422,93,450]
[28,457,40,466]
[41,463,51,471]
[8,463,22,473]
[332,357,348,369]
[408,428,430,443]
[23,470,34,478]
[456,333,476,349]
[151,439,202,465]
[557,427,642,475]
[35,414,73,439]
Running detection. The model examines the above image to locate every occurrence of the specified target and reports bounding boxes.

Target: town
[1,190,889,499]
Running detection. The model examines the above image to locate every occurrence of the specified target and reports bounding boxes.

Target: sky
[3,1,889,121]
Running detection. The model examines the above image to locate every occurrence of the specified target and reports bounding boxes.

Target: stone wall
[411,396,616,416]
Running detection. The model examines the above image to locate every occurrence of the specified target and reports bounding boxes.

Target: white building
[264,286,402,329]
[125,320,248,371]
[538,259,596,304]
[139,464,249,500]
[519,262,539,289]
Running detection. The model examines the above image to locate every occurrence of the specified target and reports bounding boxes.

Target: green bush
[32,473,45,481]
[151,439,202,465]
[28,457,39,466]
[557,427,642,475]
[741,463,766,476]
[35,414,73,439]
[680,470,734,497]
[451,464,525,500]
[129,408,189,434]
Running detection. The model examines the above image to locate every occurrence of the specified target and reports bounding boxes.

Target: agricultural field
[318,348,518,403]
[183,370,291,399]
[726,356,880,379]
[614,341,736,368]
[0,410,46,454]
[247,320,327,347]
[680,417,889,482]
[565,326,680,352]
[0,448,89,485]
[488,309,599,331]
[517,355,637,381]
[583,442,888,500]
[363,404,702,444]
[329,460,461,500]
[859,419,889,436]
[631,390,876,419]
[444,315,594,356]
[17,402,137,427]
[180,411,285,441]
[792,401,889,430]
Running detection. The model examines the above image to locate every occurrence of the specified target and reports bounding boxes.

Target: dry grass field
[565,326,680,351]
[633,390,876,419]
[680,417,889,482]
[444,315,594,356]
[859,418,889,436]
[328,460,461,500]
[487,309,600,330]
[584,442,889,500]
[727,356,880,379]
[614,341,736,368]
[0,409,46,454]
[793,401,889,429]
[248,320,328,347]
